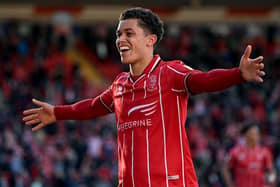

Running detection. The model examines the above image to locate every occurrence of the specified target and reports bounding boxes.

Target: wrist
[238,67,246,82]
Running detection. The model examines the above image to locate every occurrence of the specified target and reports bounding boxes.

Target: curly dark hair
[119,7,164,48]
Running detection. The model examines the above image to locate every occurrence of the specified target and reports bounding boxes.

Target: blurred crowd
[0,20,280,187]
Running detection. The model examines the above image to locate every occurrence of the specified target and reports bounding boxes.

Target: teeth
[120,46,130,51]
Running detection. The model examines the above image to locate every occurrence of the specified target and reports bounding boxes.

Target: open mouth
[119,46,131,54]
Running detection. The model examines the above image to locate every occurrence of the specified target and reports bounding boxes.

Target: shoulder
[230,145,243,155]
[226,145,240,163]
[260,146,272,156]
[161,59,194,73]
[113,72,129,83]
[163,59,188,68]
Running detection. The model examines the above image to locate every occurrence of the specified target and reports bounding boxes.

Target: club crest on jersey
[147,75,158,92]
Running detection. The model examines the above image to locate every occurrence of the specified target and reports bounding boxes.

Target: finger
[255,76,263,83]
[251,56,264,64]
[25,118,41,126]
[32,123,45,131]
[243,45,252,59]
[252,63,264,71]
[256,70,265,77]
[23,108,42,115]
[258,70,266,77]
[32,98,45,107]
[258,63,264,69]
[22,114,38,122]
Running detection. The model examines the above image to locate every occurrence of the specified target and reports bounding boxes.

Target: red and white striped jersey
[55,54,243,186]
[100,54,198,187]
[227,144,273,187]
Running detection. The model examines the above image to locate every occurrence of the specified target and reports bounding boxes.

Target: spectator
[223,122,276,187]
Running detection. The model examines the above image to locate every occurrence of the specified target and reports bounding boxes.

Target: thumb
[243,45,252,59]
[32,98,45,107]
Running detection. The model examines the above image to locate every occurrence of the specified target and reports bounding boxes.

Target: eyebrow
[116,28,134,34]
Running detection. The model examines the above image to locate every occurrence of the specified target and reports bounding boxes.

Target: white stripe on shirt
[131,131,135,187]
[167,65,186,75]
[159,67,169,187]
[146,129,151,187]
[149,56,161,73]
[132,85,135,101]
[177,96,186,187]
[144,80,147,99]
[100,96,113,113]
[122,133,125,187]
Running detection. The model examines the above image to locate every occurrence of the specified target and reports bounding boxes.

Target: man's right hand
[23,99,56,131]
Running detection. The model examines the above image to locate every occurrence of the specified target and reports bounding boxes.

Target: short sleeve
[99,85,114,113]
[166,61,196,94]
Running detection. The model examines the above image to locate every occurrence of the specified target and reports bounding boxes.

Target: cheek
[255,134,260,140]
[134,40,146,52]
[115,39,119,49]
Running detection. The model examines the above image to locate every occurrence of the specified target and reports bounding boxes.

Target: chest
[235,149,265,170]
[113,74,162,120]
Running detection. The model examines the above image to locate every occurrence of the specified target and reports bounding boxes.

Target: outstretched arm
[186,45,265,94]
[23,96,111,131]
[23,86,114,131]
[54,96,111,120]
[23,99,56,131]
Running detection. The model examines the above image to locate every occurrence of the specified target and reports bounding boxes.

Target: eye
[126,32,132,37]
[116,32,121,38]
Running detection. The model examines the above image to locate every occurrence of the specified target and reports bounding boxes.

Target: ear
[146,34,157,47]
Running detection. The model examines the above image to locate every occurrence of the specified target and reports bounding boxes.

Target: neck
[129,53,153,76]
[247,140,257,149]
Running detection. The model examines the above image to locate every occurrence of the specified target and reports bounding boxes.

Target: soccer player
[23,7,265,187]
[223,122,276,187]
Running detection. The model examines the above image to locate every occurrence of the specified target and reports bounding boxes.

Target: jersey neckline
[129,54,161,83]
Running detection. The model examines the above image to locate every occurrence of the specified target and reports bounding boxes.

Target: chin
[120,58,128,64]
[120,56,134,64]
[121,59,131,64]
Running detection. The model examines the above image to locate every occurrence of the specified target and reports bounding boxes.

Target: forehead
[247,126,259,134]
[116,18,142,32]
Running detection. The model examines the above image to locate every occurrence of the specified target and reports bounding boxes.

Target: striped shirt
[227,144,273,187]
[55,54,244,187]
[101,54,197,187]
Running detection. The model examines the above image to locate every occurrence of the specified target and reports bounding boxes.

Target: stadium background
[0,1,280,186]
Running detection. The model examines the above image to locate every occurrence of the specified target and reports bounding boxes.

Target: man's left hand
[239,45,265,82]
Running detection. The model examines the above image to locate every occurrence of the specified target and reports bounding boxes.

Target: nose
[116,36,126,48]
[116,35,126,43]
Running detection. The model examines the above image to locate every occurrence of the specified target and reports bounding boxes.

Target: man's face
[116,19,150,64]
[246,126,260,145]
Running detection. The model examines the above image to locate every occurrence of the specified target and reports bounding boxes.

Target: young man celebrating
[223,123,275,187]
[23,7,265,187]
